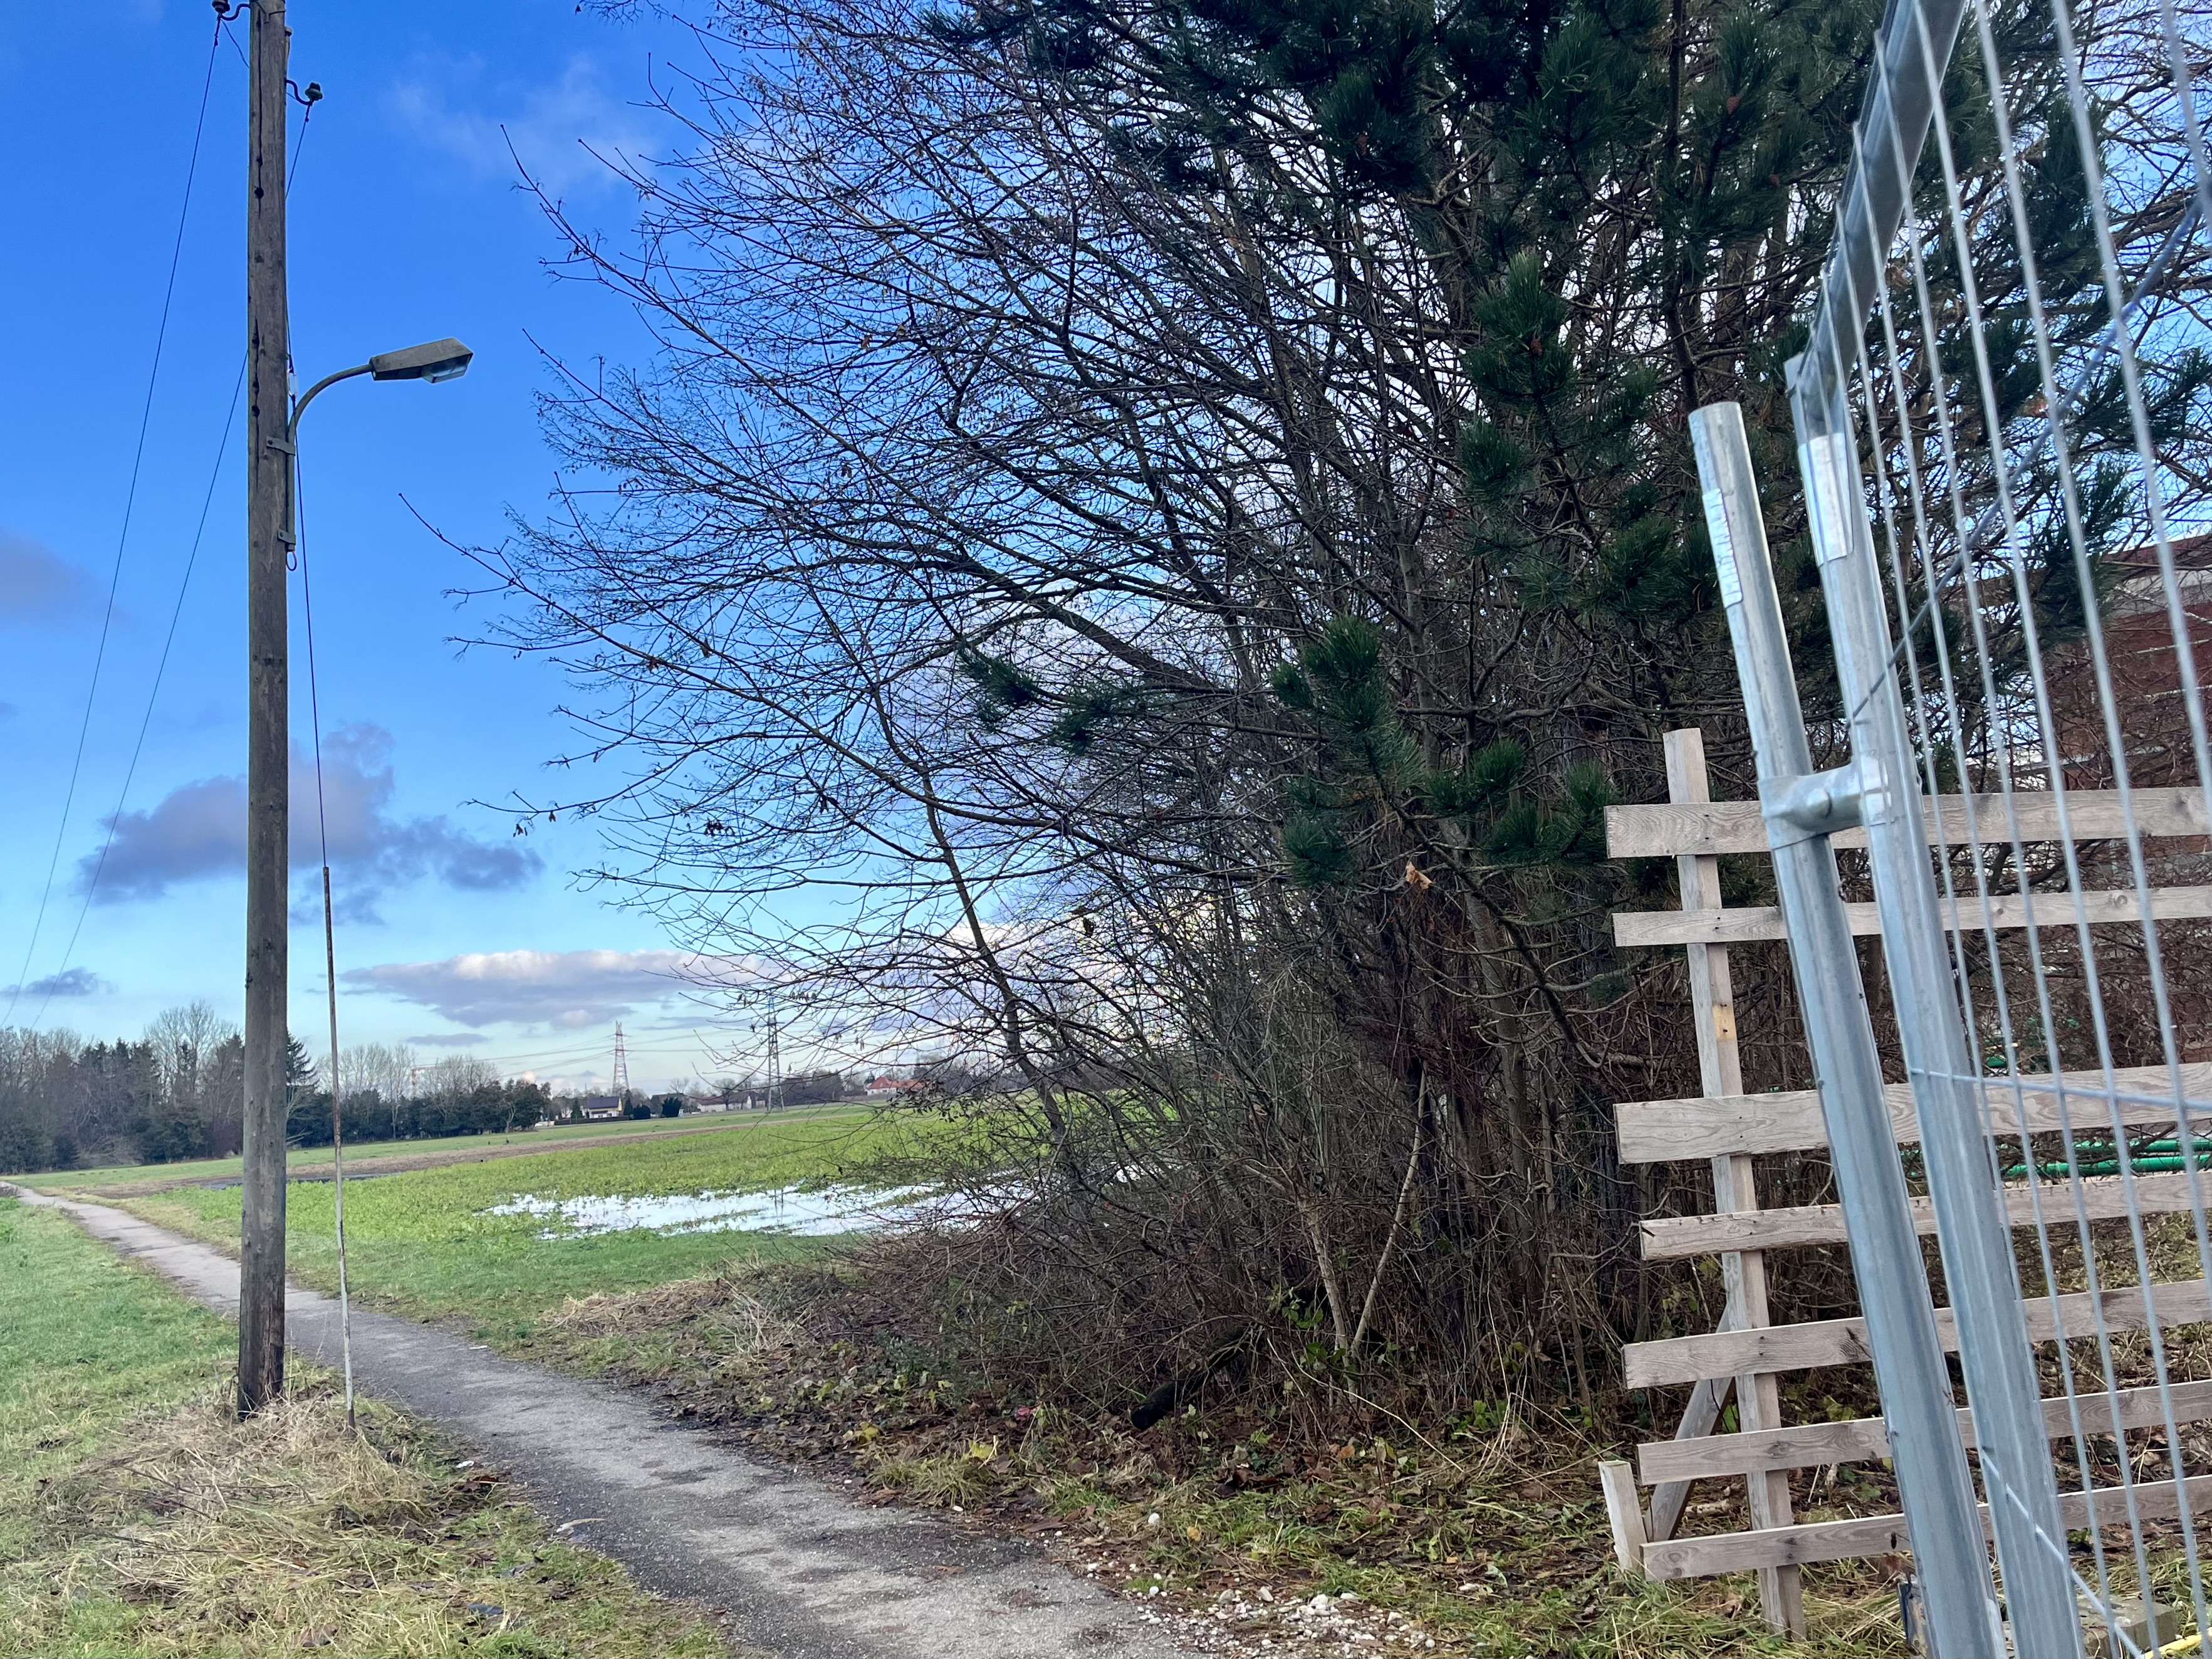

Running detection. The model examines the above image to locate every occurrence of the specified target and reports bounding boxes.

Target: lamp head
[368,337,474,384]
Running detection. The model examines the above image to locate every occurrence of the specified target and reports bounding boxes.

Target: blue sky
[0,1,756,1094]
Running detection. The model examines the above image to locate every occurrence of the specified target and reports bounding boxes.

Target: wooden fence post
[1599,1460,1648,1575]
[1660,729,1803,1638]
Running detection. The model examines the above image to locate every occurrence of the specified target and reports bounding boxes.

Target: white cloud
[346,948,705,1029]
[80,723,539,918]
[387,55,654,197]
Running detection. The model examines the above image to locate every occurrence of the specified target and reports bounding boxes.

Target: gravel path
[8,1185,1203,1659]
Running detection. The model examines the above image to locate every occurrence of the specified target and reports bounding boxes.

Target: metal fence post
[1787,366,2083,1659]
[1691,400,2003,1659]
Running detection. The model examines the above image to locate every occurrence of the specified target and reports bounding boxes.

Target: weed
[865,1448,1001,1507]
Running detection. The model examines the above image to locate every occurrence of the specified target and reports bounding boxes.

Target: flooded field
[485,1182,941,1238]
[115,1107,968,1330]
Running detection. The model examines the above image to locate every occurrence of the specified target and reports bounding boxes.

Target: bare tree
[476,0,2212,1405]
[339,1040,418,1104]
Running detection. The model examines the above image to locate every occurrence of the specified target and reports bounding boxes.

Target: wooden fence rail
[1599,734,2212,1630]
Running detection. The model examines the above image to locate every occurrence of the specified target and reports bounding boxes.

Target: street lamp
[293,335,474,431]
[236,329,474,1416]
[283,337,473,549]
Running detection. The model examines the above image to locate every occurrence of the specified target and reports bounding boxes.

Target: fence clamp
[1760,760,1872,848]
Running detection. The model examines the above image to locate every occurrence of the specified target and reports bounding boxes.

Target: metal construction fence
[1686,0,2212,1650]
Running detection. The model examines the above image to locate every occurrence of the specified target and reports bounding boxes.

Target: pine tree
[931,0,2206,886]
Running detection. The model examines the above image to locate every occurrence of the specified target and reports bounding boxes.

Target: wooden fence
[1597,729,2212,1638]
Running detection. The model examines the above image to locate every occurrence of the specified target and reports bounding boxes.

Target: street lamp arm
[277,340,472,552]
[288,362,372,441]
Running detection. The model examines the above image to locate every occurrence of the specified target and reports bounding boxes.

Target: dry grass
[3,1376,729,1658]
[0,1195,729,1659]
[545,1270,796,1348]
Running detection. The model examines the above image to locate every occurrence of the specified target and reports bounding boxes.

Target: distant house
[579,1095,622,1121]
[864,1075,922,1099]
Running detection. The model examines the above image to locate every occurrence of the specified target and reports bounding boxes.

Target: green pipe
[2003,1137,2212,1180]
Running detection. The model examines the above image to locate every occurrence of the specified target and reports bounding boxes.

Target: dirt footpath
[9,1185,1203,1659]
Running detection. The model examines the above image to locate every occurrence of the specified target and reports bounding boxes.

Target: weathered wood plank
[1642,1510,1912,1580]
[1636,1379,2212,1484]
[1658,730,1802,1636]
[1612,886,2212,949]
[1615,1062,2212,1164]
[1627,1315,1872,1390]
[1645,1371,1730,1544]
[1641,1170,2212,1260]
[1599,1460,1647,1575]
[1607,787,2212,861]
[1614,902,1800,947]
[1639,1416,1889,1485]
[1624,1277,2212,1389]
[1644,1273,1740,1544]
[1643,1470,2212,1581]
[1617,1086,1870,1165]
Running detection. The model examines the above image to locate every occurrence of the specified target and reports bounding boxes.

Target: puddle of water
[484,1182,941,1238]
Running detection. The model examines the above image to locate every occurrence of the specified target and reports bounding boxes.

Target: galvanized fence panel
[1694,0,2212,1648]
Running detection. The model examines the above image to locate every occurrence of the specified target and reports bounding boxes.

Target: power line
[28,42,315,1029]
[400,1033,623,1067]
[494,1033,712,1086]
[328,1034,659,1079]
[294,348,359,1425]
[35,359,247,1027]
[470,1040,622,1067]
[370,1025,719,1074]
[466,1040,605,1064]
[287,77,316,189]
[8,19,227,1025]
[28,43,317,1030]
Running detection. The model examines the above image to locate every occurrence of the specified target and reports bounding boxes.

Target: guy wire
[294,362,355,1426]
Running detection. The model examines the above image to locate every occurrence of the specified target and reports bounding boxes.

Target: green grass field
[16,1100,873,1193]
[101,1106,944,1344]
[0,1194,723,1658]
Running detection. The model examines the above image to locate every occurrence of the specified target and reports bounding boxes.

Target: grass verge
[0,1195,729,1658]
[515,1259,1917,1658]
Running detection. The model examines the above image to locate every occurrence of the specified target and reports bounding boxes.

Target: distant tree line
[0,1013,550,1173]
[674,1069,867,1109]
[285,1075,552,1148]
[287,1040,551,1145]
[0,1003,246,1172]
[781,1069,853,1106]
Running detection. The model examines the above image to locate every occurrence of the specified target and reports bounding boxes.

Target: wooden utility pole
[238,0,291,1416]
